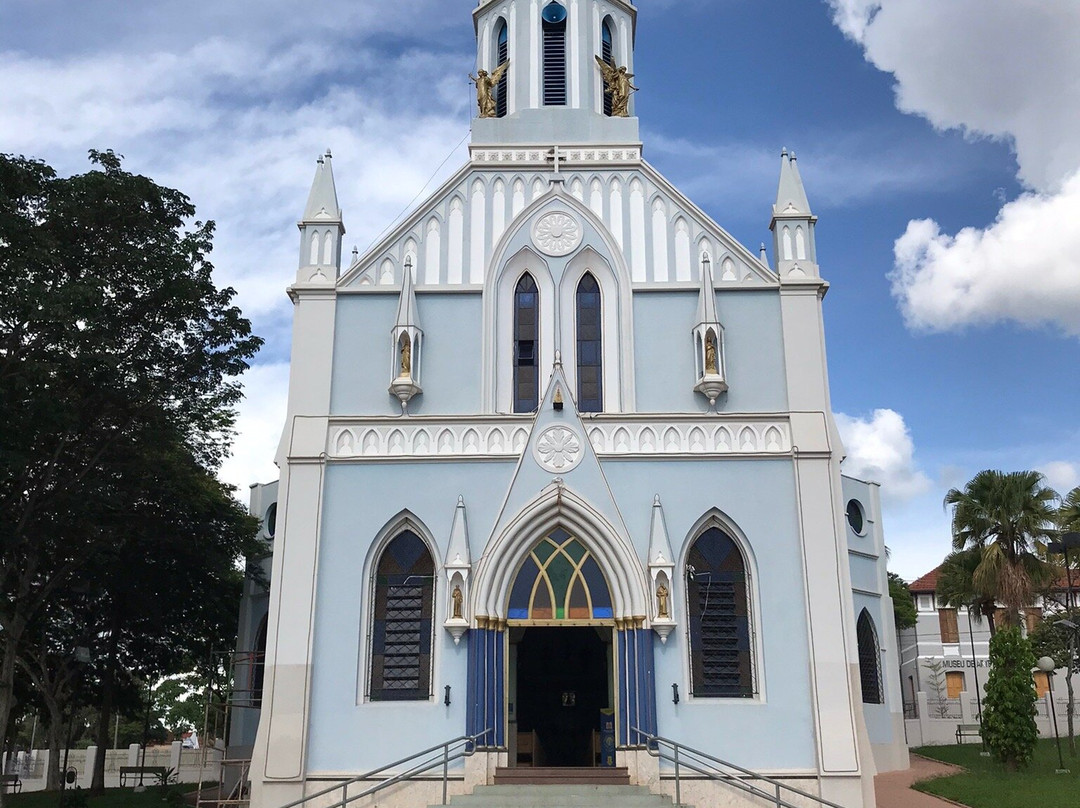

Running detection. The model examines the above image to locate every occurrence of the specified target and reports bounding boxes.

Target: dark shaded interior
[515,627,611,767]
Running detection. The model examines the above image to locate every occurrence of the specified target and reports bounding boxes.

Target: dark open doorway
[512,627,612,767]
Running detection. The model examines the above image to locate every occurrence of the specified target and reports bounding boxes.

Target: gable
[338,158,777,290]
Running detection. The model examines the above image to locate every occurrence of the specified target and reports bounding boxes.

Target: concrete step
[493,767,630,786]
[436,783,686,808]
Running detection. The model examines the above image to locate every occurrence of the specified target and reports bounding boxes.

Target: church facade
[246,2,906,806]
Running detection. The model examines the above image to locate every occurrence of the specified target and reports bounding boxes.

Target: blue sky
[2,1,1077,581]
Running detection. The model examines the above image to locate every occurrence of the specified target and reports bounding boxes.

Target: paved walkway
[874,754,965,808]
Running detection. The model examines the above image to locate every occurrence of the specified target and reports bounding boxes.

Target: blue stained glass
[509,556,538,611]
[581,555,611,609]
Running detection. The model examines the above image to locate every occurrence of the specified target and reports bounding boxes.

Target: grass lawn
[914,739,1080,808]
[4,783,203,808]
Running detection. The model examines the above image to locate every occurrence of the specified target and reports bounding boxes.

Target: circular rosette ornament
[532,212,583,256]
[534,426,583,472]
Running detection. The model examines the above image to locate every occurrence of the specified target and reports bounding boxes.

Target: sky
[1,0,1077,582]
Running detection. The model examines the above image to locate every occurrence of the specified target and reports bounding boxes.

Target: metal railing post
[339,781,347,808]
[774,782,781,807]
[442,741,450,806]
[673,743,680,808]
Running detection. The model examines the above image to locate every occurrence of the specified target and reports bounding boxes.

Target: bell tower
[471,0,639,145]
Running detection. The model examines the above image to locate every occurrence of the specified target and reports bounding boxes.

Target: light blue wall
[853,592,894,746]
[633,291,788,413]
[330,294,483,416]
[308,456,817,772]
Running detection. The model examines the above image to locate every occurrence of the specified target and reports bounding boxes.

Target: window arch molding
[558,246,631,412]
[678,509,765,701]
[482,192,635,413]
[358,510,441,703]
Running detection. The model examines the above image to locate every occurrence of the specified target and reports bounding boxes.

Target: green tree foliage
[0,150,262,801]
[937,548,1001,633]
[887,572,918,630]
[1060,487,1080,534]
[1029,609,1080,756]
[982,627,1039,770]
[944,470,1058,628]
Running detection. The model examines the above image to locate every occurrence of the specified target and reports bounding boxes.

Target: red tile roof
[908,566,941,593]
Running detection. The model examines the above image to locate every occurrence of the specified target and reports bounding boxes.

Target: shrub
[981,627,1038,770]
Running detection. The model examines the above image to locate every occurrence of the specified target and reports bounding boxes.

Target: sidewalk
[874,754,965,808]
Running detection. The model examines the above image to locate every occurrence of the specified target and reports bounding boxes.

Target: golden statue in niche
[656,583,669,619]
[399,335,412,378]
[705,332,718,375]
[452,585,464,619]
[595,56,638,117]
[470,61,510,118]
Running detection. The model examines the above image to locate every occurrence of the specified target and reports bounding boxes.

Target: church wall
[632,291,788,414]
[604,457,818,770]
[329,294,484,416]
[304,461,515,772]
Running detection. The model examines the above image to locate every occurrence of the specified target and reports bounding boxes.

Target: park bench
[955,723,981,744]
[0,773,22,794]
[119,766,167,786]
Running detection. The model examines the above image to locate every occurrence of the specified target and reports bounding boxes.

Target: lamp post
[1037,656,1069,774]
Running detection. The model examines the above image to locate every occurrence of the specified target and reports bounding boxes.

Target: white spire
[647,495,674,567]
[695,252,720,326]
[773,148,812,217]
[302,149,342,222]
[394,257,421,330]
[445,495,472,568]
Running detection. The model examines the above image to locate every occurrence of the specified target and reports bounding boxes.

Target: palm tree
[937,547,1000,633]
[943,470,1058,629]
[1061,486,1080,533]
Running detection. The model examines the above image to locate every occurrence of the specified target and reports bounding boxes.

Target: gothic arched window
[576,273,602,412]
[514,274,540,413]
[857,610,883,704]
[686,526,754,697]
[369,531,435,701]
[600,19,614,116]
[542,2,568,106]
[496,20,509,118]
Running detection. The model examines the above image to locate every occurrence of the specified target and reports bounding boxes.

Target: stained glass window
[857,610,883,704]
[508,529,613,620]
[687,527,754,697]
[576,273,603,412]
[514,274,539,413]
[370,531,435,700]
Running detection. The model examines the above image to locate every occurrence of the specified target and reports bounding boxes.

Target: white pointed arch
[482,188,635,412]
[472,484,648,621]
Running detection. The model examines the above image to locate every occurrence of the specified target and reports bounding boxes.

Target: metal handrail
[276,733,487,808]
[630,727,849,808]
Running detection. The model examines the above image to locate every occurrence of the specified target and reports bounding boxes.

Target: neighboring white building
[241,2,908,807]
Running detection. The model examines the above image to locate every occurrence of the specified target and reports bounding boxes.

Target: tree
[981,627,1038,770]
[887,572,917,630]
[0,150,262,805]
[1061,487,1080,534]
[943,470,1058,628]
[937,548,1000,634]
[1030,609,1080,756]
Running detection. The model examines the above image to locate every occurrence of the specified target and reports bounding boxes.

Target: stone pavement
[874,754,966,808]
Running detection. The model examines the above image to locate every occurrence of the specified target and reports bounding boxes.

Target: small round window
[846,499,865,535]
[264,503,277,538]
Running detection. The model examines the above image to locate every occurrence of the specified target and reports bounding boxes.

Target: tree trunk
[90,605,120,791]
[0,619,25,808]
[44,706,64,792]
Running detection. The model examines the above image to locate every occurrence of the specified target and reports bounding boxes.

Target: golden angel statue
[594,56,638,117]
[469,61,510,118]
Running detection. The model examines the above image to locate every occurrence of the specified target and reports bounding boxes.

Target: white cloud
[828,1,1080,337]
[835,409,931,503]
[1039,461,1079,494]
[890,172,1080,336]
[219,362,290,496]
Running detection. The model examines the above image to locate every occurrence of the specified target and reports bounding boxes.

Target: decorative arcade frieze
[326,416,792,460]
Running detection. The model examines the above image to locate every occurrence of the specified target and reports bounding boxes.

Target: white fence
[3,742,222,793]
[905,690,1076,747]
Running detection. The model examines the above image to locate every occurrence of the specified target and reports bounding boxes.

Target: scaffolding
[194,649,264,808]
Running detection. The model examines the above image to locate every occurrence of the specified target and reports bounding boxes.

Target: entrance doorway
[510,627,613,767]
